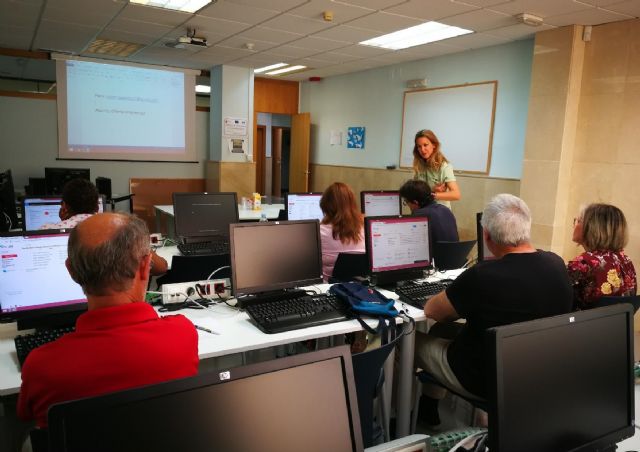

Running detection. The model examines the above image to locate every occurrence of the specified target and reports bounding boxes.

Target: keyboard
[395,280,453,308]
[14,326,75,367]
[245,293,350,334]
[178,240,229,256]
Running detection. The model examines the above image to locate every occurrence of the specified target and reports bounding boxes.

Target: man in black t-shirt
[415,194,572,421]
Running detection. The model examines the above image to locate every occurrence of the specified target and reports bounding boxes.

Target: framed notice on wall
[399,81,497,174]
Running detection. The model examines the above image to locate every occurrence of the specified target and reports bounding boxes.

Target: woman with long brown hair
[319,182,365,282]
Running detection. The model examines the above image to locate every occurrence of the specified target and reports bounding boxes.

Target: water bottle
[259,213,268,222]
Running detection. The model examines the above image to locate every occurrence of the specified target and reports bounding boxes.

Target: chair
[155,254,231,288]
[432,240,476,271]
[330,252,368,283]
[589,295,640,313]
[352,326,403,447]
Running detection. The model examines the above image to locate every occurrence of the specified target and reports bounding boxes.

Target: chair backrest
[331,252,368,283]
[156,254,231,288]
[433,240,476,270]
[589,295,640,313]
[351,328,402,447]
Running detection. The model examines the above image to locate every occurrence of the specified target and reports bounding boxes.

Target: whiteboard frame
[399,81,497,175]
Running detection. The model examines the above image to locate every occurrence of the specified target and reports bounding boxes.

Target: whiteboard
[400,81,497,174]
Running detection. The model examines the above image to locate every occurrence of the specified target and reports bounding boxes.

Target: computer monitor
[48,345,364,452]
[230,220,322,296]
[0,169,18,231]
[476,212,494,261]
[44,168,91,195]
[22,196,105,231]
[364,215,431,286]
[285,192,324,221]
[360,191,401,217]
[487,304,635,452]
[172,192,238,243]
[0,230,87,330]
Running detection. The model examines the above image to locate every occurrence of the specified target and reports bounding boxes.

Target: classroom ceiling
[1,0,640,82]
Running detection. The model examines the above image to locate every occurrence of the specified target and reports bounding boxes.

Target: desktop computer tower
[95,177,112,199]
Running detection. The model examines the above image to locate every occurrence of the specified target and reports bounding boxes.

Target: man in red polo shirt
[18,213,199,428]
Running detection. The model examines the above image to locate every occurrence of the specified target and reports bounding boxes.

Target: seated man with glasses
[399,179,459,244]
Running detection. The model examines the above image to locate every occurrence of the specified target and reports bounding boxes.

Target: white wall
[0,96,208,196]
[300,39,534,179]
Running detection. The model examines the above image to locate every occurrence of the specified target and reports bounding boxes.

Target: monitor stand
[371,268,427,290]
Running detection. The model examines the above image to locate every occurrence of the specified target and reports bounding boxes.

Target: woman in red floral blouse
[567,203,637,309]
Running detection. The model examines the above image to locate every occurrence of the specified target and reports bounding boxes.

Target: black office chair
[589,295,640,313]
[433,240,476,271]
[351,325,403,447]
[330,252,368,283]
[155,254,231,288]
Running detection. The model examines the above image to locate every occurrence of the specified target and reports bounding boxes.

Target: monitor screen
[230,220,322,296]
[172,192,238,241]
[0,169,18,231]
[285,193,324,221]
[365,216,431,285]
[488,305,635,452]
[22,196,105,231]
[476,212,495,261]
[44,168,91,195]
[0,230,87,328]
[360,191,401,217]
[48,345,364,452]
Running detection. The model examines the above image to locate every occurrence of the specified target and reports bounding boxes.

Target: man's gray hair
[481,194,531,247]
[67,214,150,296]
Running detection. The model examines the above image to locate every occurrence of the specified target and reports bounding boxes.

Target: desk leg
[396,323,415,438]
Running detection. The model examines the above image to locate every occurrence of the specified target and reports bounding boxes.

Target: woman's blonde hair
[412,129,448,175]
[578,203,628,252]
[320,182,363,245]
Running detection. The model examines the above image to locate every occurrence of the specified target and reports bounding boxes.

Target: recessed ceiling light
[254,63,288,74]
[195,85,211,94]
[360,21,473,50]
[129,0,214,13]
[265,65,307,76]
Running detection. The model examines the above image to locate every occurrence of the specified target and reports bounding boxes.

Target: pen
[194,324,219,335]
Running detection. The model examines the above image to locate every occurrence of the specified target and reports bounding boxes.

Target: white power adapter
[161,278,230,305]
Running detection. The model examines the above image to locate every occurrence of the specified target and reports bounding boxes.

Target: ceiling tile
[260,13,335,34]
[441,8,517,31]
[0,0,41,34]
[600,0,640,16]
[345,11,422,32]
[444,31,512,48]
[262,43,323,58]
[402,41,466,57]
[287,0,374,23]
[107,18,174,38]
[43,6,121,28]
[197,1,280,24]
[0,27,34,50]
[576,0,630,5]
[487,22,556,39]
[235,26,303,45]
[545,6,633,25]
[385,0,478,21]
[215,34,281,52]
[117,3,191,27]
[343,0,410,9]
[286,35,351,51]
[311,24,382,41]
[457,0,515,6]
[224,0,309,11]
[98,30,163,46]
[489,0,593,17]
[33,20,101,53]
[323,43,391,58]
[230,53,286,67]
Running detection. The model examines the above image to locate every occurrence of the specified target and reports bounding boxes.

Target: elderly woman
[567,203,637,310]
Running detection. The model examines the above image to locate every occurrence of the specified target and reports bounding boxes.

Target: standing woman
[319,182,365,282]
[568,203,637,310]
[413,129,461,208]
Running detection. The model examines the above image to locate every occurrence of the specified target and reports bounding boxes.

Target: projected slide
[56,57,197,162]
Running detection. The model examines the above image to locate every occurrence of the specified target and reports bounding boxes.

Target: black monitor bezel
[172,192,239,240]
[487,304,635,451]
[284,192,324,221]
[48,345,364,452]
[0,229,88,330]
[21,195,106,231]
[364,215,432,286]
[229,220,323,296]
[0,169,18,231]
[360,190,402,217]
[44,167,91,195]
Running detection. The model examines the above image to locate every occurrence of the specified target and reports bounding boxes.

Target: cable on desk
[206,265,230,281]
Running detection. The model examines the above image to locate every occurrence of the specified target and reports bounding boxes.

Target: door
[272,127,283,197]
[289,112,311,193]
[255,125,266,194]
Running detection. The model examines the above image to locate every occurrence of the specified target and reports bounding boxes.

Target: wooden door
[289,112,311,192]
[255,125,266,194]
[272,127,283,197]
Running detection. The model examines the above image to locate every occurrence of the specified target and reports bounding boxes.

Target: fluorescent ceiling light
[195,85,211,94]
[360,21,473,50]
[129,0,213,13]
[254,63,288,74]
[265,65,307,76]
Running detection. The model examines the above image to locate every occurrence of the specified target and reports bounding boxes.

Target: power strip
[161,278,231,305]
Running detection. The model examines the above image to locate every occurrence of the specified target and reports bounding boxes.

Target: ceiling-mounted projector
[166,34,209,49]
